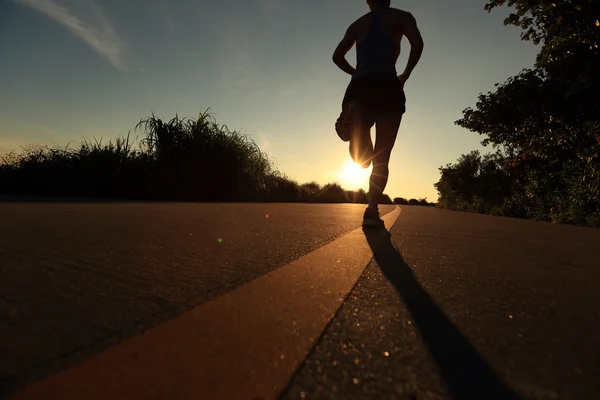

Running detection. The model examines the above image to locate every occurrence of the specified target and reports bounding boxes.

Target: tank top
[353,8,397,80]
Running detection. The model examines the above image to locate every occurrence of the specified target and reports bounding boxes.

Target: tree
[300,181,322,201]
[484,1,600,70]
[435,150,521,215]
[346,189,368,204]
[381,194,393,204]
[475,0,600,159]
[313,183,346,203]
[447,0,600,226]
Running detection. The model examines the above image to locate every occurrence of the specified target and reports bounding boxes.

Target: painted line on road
[13,207,402,400]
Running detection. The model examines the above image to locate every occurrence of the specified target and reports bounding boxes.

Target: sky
[0,0,539,201]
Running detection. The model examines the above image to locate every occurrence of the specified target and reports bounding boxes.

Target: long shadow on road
[363,228,521,400]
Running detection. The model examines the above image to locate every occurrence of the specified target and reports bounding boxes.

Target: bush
[312,183,345,203]
[346,189,368,204]
[0,111,404,205]
[381,194,393,205]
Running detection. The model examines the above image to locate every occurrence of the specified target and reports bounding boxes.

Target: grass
[0,110,393,204]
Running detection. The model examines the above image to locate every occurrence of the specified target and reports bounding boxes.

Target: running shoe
[362,208,385,229]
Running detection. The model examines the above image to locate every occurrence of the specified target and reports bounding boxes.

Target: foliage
[436,149,600,227]
[393,196,435,207]
[0,110,396,205]
[346,188,369,204]
[438,0,600,227]
[484,0,600,69]
[417,198,435,207]
[381,194,393,205]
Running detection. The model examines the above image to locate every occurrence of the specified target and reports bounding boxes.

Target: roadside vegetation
[393,197,436,207]
[0,110,393,204]
[435,0,600,227]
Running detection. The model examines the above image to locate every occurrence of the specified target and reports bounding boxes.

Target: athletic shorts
[342,72,406,123]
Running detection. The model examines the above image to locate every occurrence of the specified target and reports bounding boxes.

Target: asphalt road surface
[284,207,600,400]
[1,201,599,399]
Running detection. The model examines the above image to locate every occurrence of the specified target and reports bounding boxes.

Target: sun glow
[338,160,371,190]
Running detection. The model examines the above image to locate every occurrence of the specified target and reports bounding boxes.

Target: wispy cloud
[14,0,127,70]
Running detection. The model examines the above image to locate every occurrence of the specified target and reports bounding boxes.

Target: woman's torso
[352,8,404,80]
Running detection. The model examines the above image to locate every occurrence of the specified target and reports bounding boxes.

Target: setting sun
[338,160,371,190]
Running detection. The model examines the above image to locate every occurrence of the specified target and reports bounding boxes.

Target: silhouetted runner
[333,0,423,228]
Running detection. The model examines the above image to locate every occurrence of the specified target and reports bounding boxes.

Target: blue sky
[0,0,538,201]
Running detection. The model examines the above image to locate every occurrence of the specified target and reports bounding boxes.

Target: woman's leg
[368,113,402,209]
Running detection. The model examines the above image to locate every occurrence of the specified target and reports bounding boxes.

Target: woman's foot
[362,207,385,228]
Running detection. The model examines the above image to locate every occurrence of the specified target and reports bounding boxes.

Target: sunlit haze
[0,0,538,201]
[339,160,371,190]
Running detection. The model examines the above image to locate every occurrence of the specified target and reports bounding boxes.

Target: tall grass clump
[135,109,277,201]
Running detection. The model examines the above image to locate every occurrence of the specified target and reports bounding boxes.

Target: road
[1,202,599,399]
